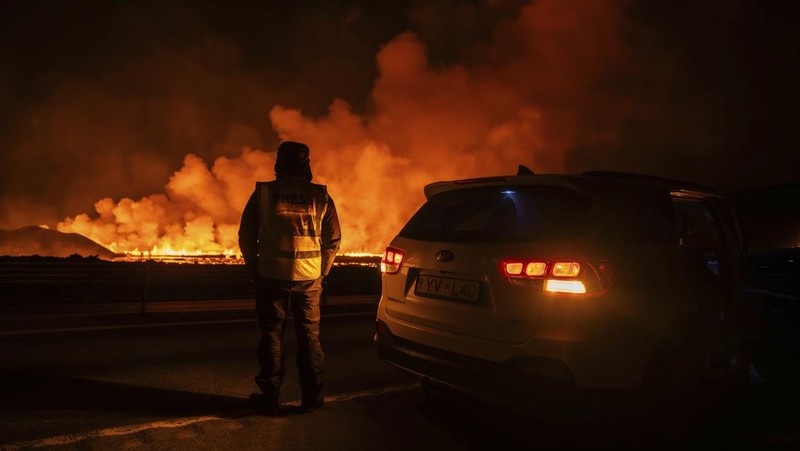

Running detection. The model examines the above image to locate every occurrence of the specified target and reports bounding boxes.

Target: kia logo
[435,250,455,262]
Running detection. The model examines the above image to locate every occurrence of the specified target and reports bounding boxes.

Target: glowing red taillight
[551,261,581,277]
[500,258,613,296]
[501,260,548,277]
[381,247,405,274]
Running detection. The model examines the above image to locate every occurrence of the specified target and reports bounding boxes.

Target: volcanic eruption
[9,0,746,257]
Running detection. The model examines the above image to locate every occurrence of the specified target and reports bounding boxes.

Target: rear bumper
[376,290,654,389]
[374,324,615,413]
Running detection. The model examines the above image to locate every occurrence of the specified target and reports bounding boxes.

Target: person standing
[238,141,341,414]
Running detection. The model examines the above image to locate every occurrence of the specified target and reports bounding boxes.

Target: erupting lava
[120,245,239,258]
[53,1,637,258]
[56,146,422,258]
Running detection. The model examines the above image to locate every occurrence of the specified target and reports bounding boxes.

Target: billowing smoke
[55,1,618,254]
[11,0,796,255]
[53,0,689,254]
[57,150,272,254]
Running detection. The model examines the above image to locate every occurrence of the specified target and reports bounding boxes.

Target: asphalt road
[1,314,799,450]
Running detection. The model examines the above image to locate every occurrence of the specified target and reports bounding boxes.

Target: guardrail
[0,258,381,315]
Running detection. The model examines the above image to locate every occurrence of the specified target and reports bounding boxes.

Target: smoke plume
[54,0,699,254]
[8,0,796,255]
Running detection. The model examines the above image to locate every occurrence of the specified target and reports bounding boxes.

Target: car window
[673,199,722,277]
[637,195,724,277]
[399,185,591,243]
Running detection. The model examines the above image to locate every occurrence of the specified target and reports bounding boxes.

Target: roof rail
[581,170,717,193]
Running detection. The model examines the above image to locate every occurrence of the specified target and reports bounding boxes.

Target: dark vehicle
[375,169,746,414]
[730,184,800,388]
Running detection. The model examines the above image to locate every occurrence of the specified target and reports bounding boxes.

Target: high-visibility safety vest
[256,177,329,281]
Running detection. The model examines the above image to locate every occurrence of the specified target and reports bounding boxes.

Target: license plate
[415,275,480,303]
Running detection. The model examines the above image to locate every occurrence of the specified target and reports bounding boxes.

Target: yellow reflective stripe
[260,219,318,236]
[292,257,322,280]
[259,256,321,281]
[292,235,321,251]
[274,250,322,259]
[262,235,321,252]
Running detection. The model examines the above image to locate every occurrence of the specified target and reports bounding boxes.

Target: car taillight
[381,247,405,274]
[551,262,580,277]
[544,279,587,294]
[502,260,548,277]
[500,258,612,295]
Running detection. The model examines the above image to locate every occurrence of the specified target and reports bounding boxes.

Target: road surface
[0,314,798,450]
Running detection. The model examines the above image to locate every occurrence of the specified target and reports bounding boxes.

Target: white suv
[375,169,744,410]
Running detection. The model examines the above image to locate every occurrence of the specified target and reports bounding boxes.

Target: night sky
[1,0,798,251]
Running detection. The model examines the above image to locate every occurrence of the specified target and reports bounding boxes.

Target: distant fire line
[111,251,381,266]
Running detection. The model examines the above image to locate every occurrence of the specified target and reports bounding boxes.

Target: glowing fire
[120,245,239,258]
[55,147,426,258]
[55,1,626,257]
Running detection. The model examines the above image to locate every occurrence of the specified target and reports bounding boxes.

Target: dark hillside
[0,226,117,259]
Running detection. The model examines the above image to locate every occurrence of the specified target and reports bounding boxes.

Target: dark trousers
[255,277,324,398]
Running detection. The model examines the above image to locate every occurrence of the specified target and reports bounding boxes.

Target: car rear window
[399,185,591,243]
[732,187,800,251]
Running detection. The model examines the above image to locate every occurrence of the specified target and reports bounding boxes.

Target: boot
[251,375,280,415]
[301,383,324,413]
